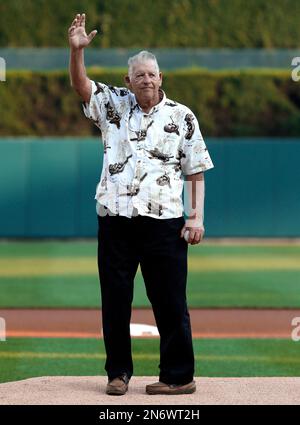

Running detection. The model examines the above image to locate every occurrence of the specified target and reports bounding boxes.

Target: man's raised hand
[68,14,97,49]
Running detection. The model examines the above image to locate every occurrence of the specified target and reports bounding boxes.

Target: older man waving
[68,13,214,396]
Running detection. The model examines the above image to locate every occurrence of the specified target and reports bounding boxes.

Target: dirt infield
[1,308,299,338]
[1,307,300,405]
[1,376,300,405]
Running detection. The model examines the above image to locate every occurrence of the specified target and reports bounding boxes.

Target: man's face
[126,60,162,101]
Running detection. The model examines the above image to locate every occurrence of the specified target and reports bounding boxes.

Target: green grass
[1,241,300,308]
[0,241,97,258]
[1,241,300,258]
[0,338,300,384]
[1,270,300,308]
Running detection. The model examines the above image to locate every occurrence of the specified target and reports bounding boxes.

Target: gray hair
[128,50,160,78]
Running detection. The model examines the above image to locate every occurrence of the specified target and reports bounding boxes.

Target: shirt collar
[131,89,166,115]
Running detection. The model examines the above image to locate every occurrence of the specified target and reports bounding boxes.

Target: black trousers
[97,210,194,385]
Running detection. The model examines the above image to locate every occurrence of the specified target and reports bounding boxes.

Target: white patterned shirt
[83,80,214,219]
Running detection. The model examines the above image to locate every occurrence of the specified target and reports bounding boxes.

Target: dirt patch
[1,308,299,338]
[0,376,300,405]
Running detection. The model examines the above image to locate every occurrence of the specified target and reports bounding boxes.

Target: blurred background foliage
[1,69,299,136]
[0,0,300,48]
[0,0,299,136]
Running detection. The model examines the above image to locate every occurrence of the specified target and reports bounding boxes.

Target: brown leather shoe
[106,374,129,396]
[146,380,196,395]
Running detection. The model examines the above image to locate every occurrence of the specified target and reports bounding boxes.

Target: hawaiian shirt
[82,80,214,219]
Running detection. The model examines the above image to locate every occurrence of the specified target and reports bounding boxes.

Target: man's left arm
[181,172,205,245]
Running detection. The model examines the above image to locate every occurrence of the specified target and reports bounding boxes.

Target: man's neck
[136,90,163,114]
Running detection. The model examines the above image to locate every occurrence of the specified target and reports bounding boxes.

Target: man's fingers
[180,225,186,238]
[68,25,76,34]
[71,14,79,26]
[75,14,81,27]
[181,224,205,244]
[183,226,205,244]
[191,229,205,245]
[191,231,201,245]
[88,30,98,42]
[80,13,86,27]
[188,229,197,244]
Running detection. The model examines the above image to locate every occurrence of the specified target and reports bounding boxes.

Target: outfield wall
[0,138,299,238]
[1,48,299,71]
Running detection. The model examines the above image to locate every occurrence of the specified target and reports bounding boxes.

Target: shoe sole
[106,386,128,396]
[146,386,196,395]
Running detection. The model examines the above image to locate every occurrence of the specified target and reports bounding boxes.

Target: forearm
[69,48,86,86]
[184,172,205,225]
[69,48,91,101]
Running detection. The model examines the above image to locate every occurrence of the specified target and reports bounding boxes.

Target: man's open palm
[68,14,97,49]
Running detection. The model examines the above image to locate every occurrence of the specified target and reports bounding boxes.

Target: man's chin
[138,92,154,101]
[140,90,153,97]
[135,89,159,106]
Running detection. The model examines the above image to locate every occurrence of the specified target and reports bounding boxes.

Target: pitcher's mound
[1,376,300,405]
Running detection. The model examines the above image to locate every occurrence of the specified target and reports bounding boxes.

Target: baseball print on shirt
[83,81,214,218]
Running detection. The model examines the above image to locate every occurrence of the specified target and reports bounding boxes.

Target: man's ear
[159,72,163,87]
[124,75,131,88]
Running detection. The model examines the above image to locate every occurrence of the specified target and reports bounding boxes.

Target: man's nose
[143,74,151,84]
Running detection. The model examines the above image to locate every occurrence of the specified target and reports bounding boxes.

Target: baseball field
[1,239,300,402]
[1,0,300,407]
[1,240,300,308]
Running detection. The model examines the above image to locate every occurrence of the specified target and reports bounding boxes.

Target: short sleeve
[82,80,109,130]
[180,111,214,175]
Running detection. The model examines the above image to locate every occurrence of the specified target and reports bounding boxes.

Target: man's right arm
[69,48,91,103]
[68,14,98,103]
